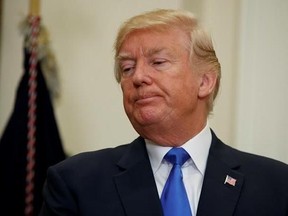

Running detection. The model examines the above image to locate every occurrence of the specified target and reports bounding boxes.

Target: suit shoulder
[211,131,287,165]
[212,137,288,178]
[228,144,287,170]
[46,137,145,187]
[55,143,130,169]
[50,136,144,173]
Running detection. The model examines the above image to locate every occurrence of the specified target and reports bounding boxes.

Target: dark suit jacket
[40,131,288,216]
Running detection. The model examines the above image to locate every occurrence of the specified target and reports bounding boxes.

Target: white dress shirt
[145,124,212,216]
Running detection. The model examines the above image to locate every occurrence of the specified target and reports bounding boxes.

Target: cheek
[120,82,133,108]
[176,75,200,103]
[120,80,130,97]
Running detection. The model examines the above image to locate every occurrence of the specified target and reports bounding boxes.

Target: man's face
[118,28,202,136]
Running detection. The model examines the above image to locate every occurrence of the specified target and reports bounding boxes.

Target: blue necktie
[161,147,192,216]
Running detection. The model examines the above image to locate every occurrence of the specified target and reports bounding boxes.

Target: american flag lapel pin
[224,175,237,186]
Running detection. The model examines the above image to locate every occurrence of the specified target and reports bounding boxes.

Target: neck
[135,116,207,147]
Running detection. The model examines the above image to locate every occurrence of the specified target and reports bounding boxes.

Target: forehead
[118,28,189,57]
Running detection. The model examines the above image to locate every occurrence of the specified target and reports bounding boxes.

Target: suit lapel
[113,137,163,216]
[197,132,244,216]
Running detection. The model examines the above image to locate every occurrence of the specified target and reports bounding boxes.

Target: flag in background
[0,1,66,215]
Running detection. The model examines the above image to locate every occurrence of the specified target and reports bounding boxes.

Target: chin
[136,110,163,124]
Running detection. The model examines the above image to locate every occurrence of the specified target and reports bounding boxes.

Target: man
[40,9,288,216]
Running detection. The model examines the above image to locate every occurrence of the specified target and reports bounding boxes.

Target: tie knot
[164,147,190,166]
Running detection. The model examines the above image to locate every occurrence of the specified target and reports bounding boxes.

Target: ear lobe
[198,72,217,98]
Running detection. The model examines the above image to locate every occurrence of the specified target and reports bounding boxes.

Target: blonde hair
[114,9,221,113]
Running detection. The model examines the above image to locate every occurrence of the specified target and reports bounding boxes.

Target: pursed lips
[134,93,161,105]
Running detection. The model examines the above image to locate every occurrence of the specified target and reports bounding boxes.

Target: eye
[122,66,133,73]
[121,66,135,77]
[152,59,166,65]
[120,61,135,76]
[151,58,171,70]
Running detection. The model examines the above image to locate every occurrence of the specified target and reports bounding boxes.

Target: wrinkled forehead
[117,27,190,57]
[115,24,184,56]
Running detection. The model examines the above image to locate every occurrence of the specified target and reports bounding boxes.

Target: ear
[198,71,217,98]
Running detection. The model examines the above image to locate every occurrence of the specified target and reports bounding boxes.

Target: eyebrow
[116,53,135,62]
[146,47,169,56]
[117,47,173,61]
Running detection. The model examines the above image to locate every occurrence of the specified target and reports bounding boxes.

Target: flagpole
[29,0,40,16]
[0,1,65,214]
[26,0,40,215]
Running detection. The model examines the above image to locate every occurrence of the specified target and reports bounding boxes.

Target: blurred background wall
[0,0,287,162]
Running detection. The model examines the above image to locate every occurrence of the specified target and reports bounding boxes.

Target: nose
[132,61,153,87]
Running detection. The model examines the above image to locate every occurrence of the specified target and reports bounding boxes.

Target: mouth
[135,94,161,105]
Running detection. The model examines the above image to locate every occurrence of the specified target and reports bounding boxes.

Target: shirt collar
[145,123,212,176]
